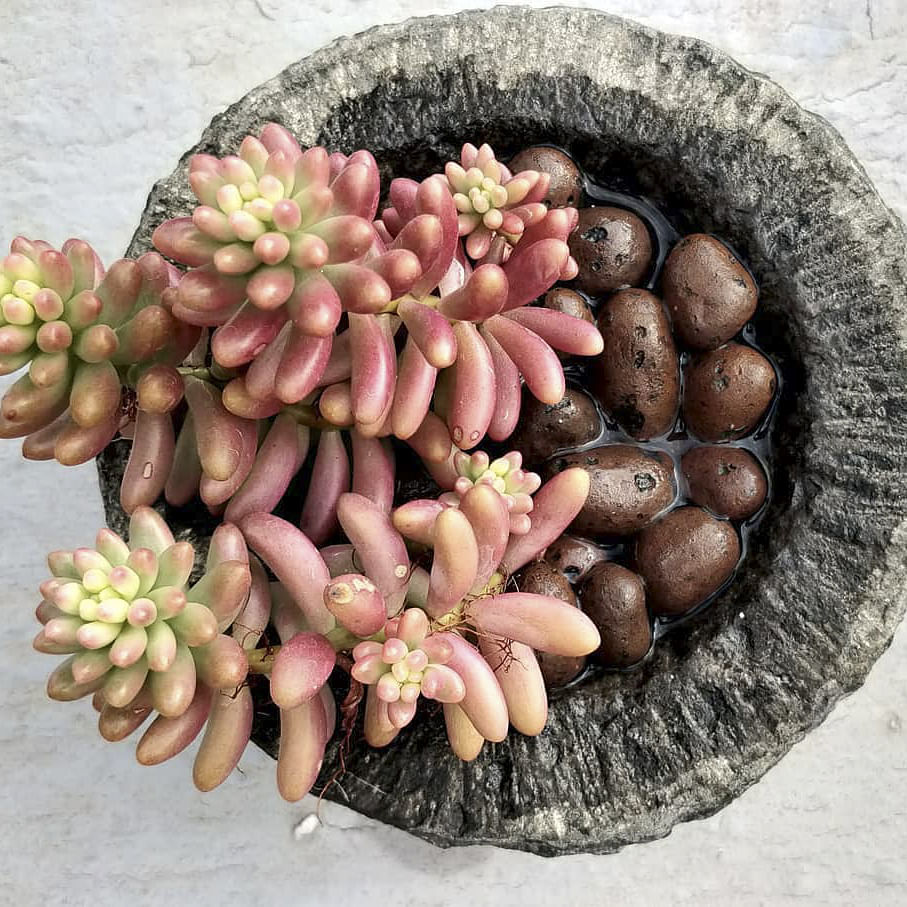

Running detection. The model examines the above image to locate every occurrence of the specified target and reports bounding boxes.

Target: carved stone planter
[98,6,907,856]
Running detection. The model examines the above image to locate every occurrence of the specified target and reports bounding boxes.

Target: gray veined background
[0,1,904,904]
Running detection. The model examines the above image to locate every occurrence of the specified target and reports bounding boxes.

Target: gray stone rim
[117,5,907,855]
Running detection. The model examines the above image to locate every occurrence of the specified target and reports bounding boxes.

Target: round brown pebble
[543,287,595,324]
[681,445,768,520]
[544,535,608,581]
[568,206,652,294]
[635,506,741,616]
[661,234,758,350]
[513,561,586,687]
[508,146,583,208]
[592,288,680,439]
[509,387,601,466]
[550,444,676,537]
[683,343,776,441]
[579,562,652,667]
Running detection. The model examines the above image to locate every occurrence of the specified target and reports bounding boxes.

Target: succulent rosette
[34,510,252,721]
[36,508,343,801]
[446,141,550,259]
[438,449,541,535]
[353,147,601,450]
[352,609,465,730]
[0,239,193,465]
[153,123,427,411]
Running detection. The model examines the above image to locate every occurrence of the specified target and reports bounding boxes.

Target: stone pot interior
[102,7,907,857]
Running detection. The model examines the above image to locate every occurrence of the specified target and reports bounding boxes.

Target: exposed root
[231,621,264,650]
[315,677,364,816]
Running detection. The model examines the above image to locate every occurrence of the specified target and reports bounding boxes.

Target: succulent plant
[236,453,598,760]
[61,529,340,803]
[34,510,252,720]
[352,609,466,730]
[367,168,601,449]
[14,131,622,797]
[438,449,541,535]
[0,240,194,465]
[390,461,599,748]
[153,123,426,409]
[446,142,550,259]
[35,517,266,793]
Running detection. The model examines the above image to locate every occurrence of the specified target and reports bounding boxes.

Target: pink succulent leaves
[446,142,550,259]
[352,610,465,730]
[34,507,251,732]
[154,124,390,325]
[153,123,423,411]
[20,130,619,793]
[1,239,191,465]
[363,143,600,450]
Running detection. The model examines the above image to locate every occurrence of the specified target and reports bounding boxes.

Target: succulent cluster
[1,242,195,466]
[35,510,256,787]
[12,129,610,803]
[447,142,550,258]
[237,457,598,765]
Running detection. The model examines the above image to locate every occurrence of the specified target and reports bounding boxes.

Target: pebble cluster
[504,147,777,687]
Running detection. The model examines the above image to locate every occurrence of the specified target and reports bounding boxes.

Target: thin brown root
[315,678,364,816]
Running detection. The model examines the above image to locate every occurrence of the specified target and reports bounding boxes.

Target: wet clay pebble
[550,444,676,537]
[681,445,768,520]
[683,343,776,441]
[536,649,587,689]
[592,289,680,439]
[544,535,608,581]
[568,206,653,294]
[509,146,584,208]
[578,562,652,667]
[635,506,741,616]
[543,287,595,324]
[509,387,601,466]
[513,561,586,687]
[661,234,758,350]
[542,288,596,360]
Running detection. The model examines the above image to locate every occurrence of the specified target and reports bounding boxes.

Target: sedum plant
[1,241,196,466]
[447,141,551,258]
[11,125,607,805]
[35,509,251,716]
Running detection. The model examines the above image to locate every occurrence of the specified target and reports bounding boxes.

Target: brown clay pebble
[683,342,776,441]
[509,387,601,466]
[661,234,758,350]
[543,287,595,360]
[544,535,608,581]
[513,561,586,687]
[543,287,594,324]
[568,206,652,294]
[509,146,584,208]
[681,446,768,520]
[535,649,587,689]
[579,562,652,667]
[635,506,741,616]
[550,444,675,537]
[592,288,680,439]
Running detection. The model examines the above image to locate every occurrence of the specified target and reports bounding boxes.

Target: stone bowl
[98,6,907,856]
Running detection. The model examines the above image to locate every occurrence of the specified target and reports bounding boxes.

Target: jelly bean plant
[10,127,605,803]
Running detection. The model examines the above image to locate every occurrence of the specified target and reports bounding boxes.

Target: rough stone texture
[92,7,907,858]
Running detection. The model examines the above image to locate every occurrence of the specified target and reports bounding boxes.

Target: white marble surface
[0,1,905,904]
